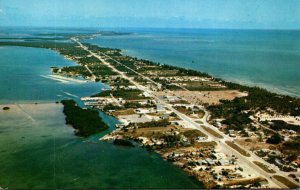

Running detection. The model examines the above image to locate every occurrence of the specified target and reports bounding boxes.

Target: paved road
[72,38,300,188]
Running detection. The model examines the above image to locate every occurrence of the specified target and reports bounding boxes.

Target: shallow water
[0,46,203,188]
[0,46,107,104]
[0,104,202,189]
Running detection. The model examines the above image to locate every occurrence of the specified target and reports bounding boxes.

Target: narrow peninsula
[1,33,299,189]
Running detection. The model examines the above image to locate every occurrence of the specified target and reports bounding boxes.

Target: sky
[0,0,300,29]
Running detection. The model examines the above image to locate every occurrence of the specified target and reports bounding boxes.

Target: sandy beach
[40,74,87,84]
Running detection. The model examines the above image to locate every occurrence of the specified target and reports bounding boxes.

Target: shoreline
[1,42,299,100]
[119,49,300,99]
[84,32,300,98]
[0,43,206,189]
[0,38,299,188]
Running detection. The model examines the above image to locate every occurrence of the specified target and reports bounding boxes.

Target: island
[61,99,109,137]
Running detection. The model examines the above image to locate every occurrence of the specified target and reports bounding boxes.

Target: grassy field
[253,161,276,174]
[223,177,267,187]
[201,126,223,139]
[225,141,251,157]
[183,129,207,138]
[273,175,299,188]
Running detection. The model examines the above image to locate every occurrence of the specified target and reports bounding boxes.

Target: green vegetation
[0,37,67,41]
[60,64,117,80]
[89,65,117,76]
[161,64,210,77]
[283,137,300,150]
[103,102,152,111]
[185,86,225,91]
[110,77,131,86]
[60,66,92,77]
[83,43,122,56]
[201,126,223,139]
[208,84,300,133]
[51,67,59,73]
[61,100,108,137]
[2,39,300,132]
[2,107,10,110]
[93,89,145,100]
[183,130,207,139]
[226,141,251,157]
[222,178,267,189]
[102,104,122,112]
[266,133,283,144]
[282,136,300,155]
[162,83,183,91]
[269,120,300,132]
[217,81,300,116]
[273,175,299,188]
[118,57,138,70]
[78,56,100,65]
[110,62,137,76]
[221,112,252,131]
[0,41,90,58]
[163,134,181,147]
[209,99,253,131]
[123,102,143,109]
[253,161,276,173]
[113,139,134,147]
[137,119,171,128]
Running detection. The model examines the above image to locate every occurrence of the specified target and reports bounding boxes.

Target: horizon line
[1,25,300,31]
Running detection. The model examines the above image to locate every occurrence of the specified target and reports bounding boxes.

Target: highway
[71,37,300,188]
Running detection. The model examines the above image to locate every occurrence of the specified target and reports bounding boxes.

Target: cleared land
[156,90,247,105]
[236,138,273,151]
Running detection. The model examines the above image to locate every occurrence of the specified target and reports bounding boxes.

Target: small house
[156,104,166,114]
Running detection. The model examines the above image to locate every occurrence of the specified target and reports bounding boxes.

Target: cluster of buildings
[165,146,263,188]
[255,149,299,172]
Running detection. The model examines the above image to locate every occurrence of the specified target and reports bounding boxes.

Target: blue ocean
[85,28,300,97]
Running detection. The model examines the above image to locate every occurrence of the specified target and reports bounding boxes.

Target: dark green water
[0,46,203,189]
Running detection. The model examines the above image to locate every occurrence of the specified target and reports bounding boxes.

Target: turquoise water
[85,29,300,97]
[0,46,203,188]
[0,104,202,189]
[0,46,107,104]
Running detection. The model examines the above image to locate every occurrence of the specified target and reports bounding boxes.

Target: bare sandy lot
[236,138,274,151]
[156,90,248,105]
